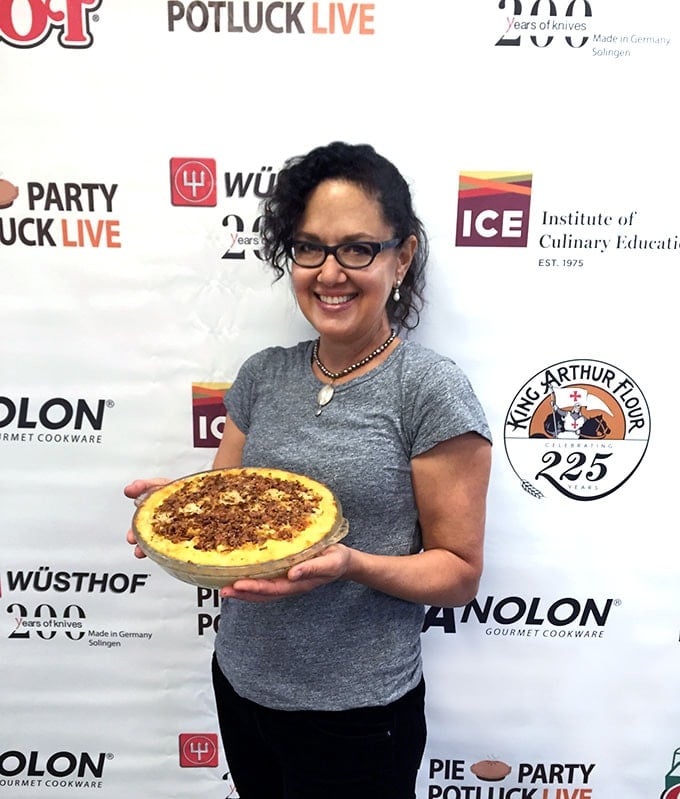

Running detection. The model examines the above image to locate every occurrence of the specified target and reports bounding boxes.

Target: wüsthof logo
[170,156,280,261]
[170,158,217,207]
[455,172,532,247]
[0,0,102,48]
[504,359,650,500]
[178,733,219,768]
[495,0,593,50]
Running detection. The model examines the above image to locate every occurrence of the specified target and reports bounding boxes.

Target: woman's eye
[344,243,373,256]
[297,242,321,254]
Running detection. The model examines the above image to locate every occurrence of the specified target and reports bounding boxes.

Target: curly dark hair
[260,141,428,331]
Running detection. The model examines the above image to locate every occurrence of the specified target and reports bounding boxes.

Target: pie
[132,467,341,569]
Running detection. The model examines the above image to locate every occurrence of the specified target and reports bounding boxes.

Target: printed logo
[0,395,113,445]
[3,566,152,646]
[495,0,592,50]
[504,359,650,501]
[662,747,680,799]
[196,586,220,636]
[423,593,619,638]
[192,383,230,448]
[455,172,532,247]
[167,2,376,35]
[171,161,276,260]
[178,734,219,768]
[170,158,217,207]
[428,755,595,798]
[0,0,102,49]
[494,2,671,60]
[0,177,19,208]
[0,177,121,249]
[0,749,112,788]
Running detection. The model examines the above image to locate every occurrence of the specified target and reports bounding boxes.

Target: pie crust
[132,468,346,587]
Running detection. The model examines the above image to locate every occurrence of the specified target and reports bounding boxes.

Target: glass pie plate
[131,470,349,589]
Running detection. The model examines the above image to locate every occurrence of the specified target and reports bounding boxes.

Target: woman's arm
[212,416,246,469]
[342,432,491,606]
[220,432,491,607]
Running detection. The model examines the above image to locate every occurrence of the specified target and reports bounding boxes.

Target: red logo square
[178,733,219,768]
[170,158,217,206]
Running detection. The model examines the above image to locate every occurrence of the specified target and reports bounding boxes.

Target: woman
[127,141,492,799]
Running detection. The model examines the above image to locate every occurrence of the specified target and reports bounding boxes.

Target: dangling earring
[392,281,401,302]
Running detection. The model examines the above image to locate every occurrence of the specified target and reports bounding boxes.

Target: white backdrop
[1,2,679,797]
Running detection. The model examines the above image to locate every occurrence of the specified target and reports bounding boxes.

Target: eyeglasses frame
[287,237,403,270]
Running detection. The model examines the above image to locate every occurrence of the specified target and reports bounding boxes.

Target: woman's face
[291,179,415,346]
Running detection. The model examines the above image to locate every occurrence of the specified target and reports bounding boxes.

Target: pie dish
[132,467,348,588]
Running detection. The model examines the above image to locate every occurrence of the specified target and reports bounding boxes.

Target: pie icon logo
[0,178,19,209]
[470,759,512,781]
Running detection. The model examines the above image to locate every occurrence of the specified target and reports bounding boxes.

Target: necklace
[312,329,396,416]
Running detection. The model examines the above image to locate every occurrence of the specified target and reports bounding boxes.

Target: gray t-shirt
[214,338,491,711]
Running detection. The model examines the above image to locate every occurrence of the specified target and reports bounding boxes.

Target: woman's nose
[316,254,347,284]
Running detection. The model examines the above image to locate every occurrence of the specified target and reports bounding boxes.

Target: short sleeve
[223,355,258,435]
[406,358,491,458]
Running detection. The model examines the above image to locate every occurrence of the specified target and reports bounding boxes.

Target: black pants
[211,654,427,799]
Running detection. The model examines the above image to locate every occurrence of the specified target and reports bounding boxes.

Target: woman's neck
[314,324,397,380]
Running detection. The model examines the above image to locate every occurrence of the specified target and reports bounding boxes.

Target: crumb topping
[153,471,322,551]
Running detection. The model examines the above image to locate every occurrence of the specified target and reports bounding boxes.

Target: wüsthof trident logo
[170,158,217,206]
[178,733,219,768]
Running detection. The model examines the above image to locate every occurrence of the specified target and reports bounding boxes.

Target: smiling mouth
[316,293,356,305]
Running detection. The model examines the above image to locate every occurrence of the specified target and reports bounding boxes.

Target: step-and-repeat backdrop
[2,2,678,797]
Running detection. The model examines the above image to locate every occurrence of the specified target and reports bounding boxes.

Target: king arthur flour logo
[504,358,650,500]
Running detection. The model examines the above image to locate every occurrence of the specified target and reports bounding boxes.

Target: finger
[219,577,309,601]
[225,578,288,595]
[126,529,147,558]
[123,480,149,499]
[123,478,170,500]
[288,548,339,582]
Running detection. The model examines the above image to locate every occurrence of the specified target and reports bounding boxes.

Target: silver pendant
[316,383,335,416]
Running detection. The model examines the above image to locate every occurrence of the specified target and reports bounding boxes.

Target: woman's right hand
[124,478,170,559]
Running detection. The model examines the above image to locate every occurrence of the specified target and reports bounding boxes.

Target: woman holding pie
[126,141,491,799]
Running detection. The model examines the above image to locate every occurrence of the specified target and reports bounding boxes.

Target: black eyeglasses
[288,238,402,269]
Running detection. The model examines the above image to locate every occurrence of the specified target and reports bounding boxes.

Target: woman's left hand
[218,544,351,602]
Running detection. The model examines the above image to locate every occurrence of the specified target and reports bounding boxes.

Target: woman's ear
[397,234,418,279]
